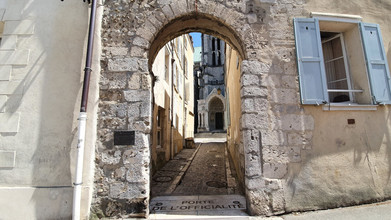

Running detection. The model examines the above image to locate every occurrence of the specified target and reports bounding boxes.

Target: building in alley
[151,34,195,173]
[196,34,227,132]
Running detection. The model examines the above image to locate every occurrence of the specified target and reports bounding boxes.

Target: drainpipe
[73,0,97,219]
[170,41,175,159]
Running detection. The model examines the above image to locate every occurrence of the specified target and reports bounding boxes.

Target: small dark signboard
[114,130,135,145]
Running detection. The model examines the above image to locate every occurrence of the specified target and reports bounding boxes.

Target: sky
[189,32,202,47]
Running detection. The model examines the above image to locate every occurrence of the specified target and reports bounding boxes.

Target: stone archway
[94,1,275,218]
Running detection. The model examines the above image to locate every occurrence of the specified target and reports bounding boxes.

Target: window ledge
[322,103,377,111]
[311,12,362,22]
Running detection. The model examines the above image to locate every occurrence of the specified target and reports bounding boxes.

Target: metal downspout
[170,41,175,159]
[73,0,97,219]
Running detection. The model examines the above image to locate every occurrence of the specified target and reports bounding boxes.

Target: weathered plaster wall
[0,0,101,219]
[283,0,391,212]
[225,44,244,189]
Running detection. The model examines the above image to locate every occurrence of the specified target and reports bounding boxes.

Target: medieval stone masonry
[0,0,391,219]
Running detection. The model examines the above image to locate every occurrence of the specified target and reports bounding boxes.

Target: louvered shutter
[294,18,329,105]
[360,23,391,104]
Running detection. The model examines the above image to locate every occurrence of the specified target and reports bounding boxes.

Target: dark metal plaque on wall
[114,131,135,145]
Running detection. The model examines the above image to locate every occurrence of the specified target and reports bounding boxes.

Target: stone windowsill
[322,103,378,111]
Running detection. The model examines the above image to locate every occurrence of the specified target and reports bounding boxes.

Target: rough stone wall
[239,0,310,216]
[92,1,153,217]
[93,0,312,217]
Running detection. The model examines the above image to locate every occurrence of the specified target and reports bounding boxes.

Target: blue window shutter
[360,23,391,104]
[294,18,328,105]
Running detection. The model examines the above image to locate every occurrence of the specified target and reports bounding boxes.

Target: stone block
[0,50,29,65]
[130,46,147,58]
[141,73,151,89]
[241,86,268,98]
[282,75,298,89]
[264,75,281,88]
[0,150,16,168]
[100,72,127,90]
[262,146,289,163]
[242,113,268,130]
[98,116,127,130]
[263,162,287,179]
[0,112,20,132]
[270,88,299,104]
[140,101,151,118]
[148,13,164,29]
[3,20,34,35]
[108,57,138,72]
[241,60,270,75]
[286,146,301,163]
[241,98,268,113]
[123,90,150,102]
[128,72,141,90]
[0,95,6,112]
[241,74,259,86]
[271,189,285,214]
[0,81,24,95]
[260,0,277,3]
[243,130,261,151]
[0,66,11,81]
[246,189,272,216]
[247,14,258,23]
[287,132,312,146]
[245,153,262,177]
[0,35,17,50]
[161,5,175,20]
[130,119,151,133]
[101,150,122,165]
[105,47,128,56]
[133,37,149,49]
[126,165,149,182]
[109,182,146,199]
[136,20,156,41]
[169,0,188,17]
[276,114,314,131]
[261,130,286,146]
[138,60,148,73]
[128,102,141,118]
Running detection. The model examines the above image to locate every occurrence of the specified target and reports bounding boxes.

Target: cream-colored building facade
[151,34,194,173]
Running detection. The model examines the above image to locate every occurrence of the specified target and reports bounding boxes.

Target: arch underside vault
[148,12,246,69]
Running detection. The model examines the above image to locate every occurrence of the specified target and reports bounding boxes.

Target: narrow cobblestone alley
[150,133,247,217]
[151,133,242,197]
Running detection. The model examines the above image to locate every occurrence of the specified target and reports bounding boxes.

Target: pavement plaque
[150,195,246,213]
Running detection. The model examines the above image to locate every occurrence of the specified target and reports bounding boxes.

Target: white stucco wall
[0,0,101,219]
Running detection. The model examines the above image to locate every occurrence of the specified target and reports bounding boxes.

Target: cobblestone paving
[151,137,242,197]
[173,143,229,195]
[151,148,197,197]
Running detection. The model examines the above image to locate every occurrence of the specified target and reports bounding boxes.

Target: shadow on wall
[266,45,391,211]
[17,0,88,218]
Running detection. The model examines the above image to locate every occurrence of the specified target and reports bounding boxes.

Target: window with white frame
[294,14,391,105]
[321,32,352,102]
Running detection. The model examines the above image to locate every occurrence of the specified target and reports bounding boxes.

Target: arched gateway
[94,0,306,218]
